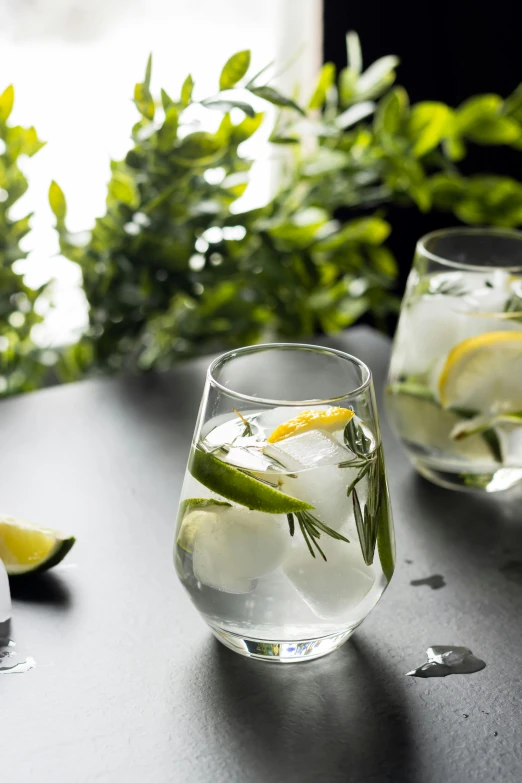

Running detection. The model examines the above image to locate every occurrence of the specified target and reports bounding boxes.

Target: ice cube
[465,285,509,314]
[266,431,360,533]
[268,430,352,469]
[193,507,291,593]
[283,537,375,619]
[202,415,240,448]
[458,271,522,339]
[287,464,361,534]
[393,269,520,379]
[0,560,11,623]
[392,294,473,377]
[223,445,275,473]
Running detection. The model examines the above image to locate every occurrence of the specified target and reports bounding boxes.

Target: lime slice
[177,498,231,553]
[439,331,522,413]
[0,516,75,576]
[386,391,494,461]
[189,448,313,514]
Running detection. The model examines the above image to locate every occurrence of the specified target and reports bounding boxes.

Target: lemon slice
[0,516,75,576]
[267,407,354,443]
[438,331,522,413]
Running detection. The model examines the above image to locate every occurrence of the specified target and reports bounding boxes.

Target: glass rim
[207,342,372,406]
[416,226,522,272]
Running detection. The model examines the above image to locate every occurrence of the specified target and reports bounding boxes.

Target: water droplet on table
[406,646,486,678]
[410,575,446,590]
[0,638,36,675]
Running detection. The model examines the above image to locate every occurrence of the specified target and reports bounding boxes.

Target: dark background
[323,1,522,292]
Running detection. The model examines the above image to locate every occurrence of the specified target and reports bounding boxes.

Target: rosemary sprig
[421,274,468,298]
[293,509,349,561]
[346,459,372,498]
[367,457,380,517]
[287,512,295,537]
[434,280,468,297]
[298,515,316,559]
[353,486,379,566]
[344,415,374,458]
[342,416,383,564]
[338,458,369,469]
[233,408,254,437]
[299,510,350,543]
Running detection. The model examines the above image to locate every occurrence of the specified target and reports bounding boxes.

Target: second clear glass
[174,343,395,662]
[387,227,522,493]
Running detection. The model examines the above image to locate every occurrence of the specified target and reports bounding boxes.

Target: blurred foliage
[0,31,519,390]
[50,35,522,377]
[0,84,47,395]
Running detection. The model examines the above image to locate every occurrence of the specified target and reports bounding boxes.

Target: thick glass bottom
[412,457,522,493]
[209,624,358,663]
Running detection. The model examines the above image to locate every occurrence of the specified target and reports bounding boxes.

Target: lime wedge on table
[0,516,75,576]
[189,448,313,514]
[177,498,231,553]
[438,331,522,413]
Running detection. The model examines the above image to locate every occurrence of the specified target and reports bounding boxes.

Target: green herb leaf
[108,171,140,209]
[353,488,368,562]
[346,460,371,497]
[346,31,363,75]
[298,516,316,559]
[249,85,305,115]
[202,99,256,118]
[308,62,336,110]
[49,180,67,222]
[375,451,395,581]
[0,84,14,123]
[344,416,375,457]
[219,50,251,91]
[480,429,503,463]
[157,107,179,152]
[181,74,194,106]
[134,59,155,120]
[171,132,225,167]
[161,88,175,111]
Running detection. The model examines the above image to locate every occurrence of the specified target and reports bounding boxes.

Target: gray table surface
[1,327,521,783]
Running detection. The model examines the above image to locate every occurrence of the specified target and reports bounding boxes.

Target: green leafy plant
[8,40,522,399]
[0,84,47,395]
[48,44,401,376]
[49,36,522,379]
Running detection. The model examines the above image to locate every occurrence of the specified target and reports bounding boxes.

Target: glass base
[413,459,522,493]
[209,624,357,663]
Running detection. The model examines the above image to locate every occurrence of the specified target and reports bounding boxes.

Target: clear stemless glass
[386,227,522,493]
[174,343,395,663]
